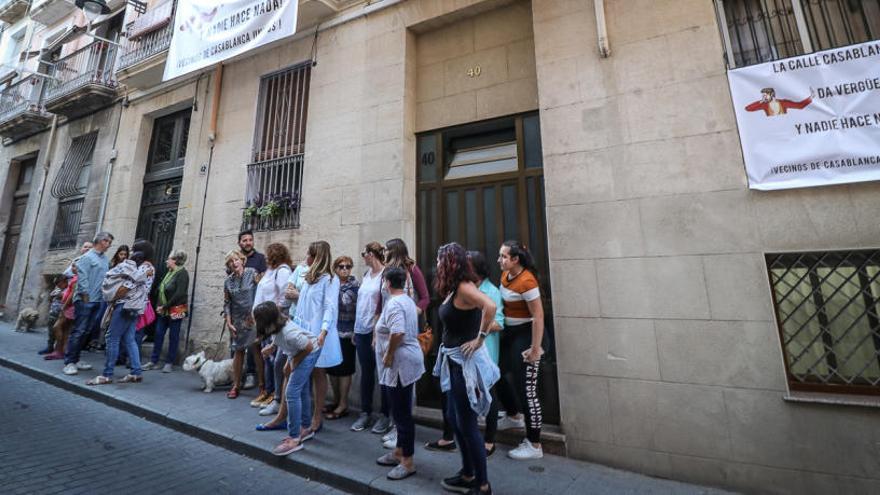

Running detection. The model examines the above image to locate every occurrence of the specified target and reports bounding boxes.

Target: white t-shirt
[354,268,383,335]
[254,264,291,308]
[273,320,318,357]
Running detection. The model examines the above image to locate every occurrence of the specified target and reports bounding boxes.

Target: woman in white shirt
[350,241,389,433]
[253,301,318,456]
[251,243,292,404]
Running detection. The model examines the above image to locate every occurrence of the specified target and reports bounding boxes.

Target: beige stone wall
[414,0,538,132]
[533,0,880,492]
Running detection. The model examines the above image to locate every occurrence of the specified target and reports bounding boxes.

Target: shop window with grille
[767,250,880,395]
[715,0,880,67]
[49,132,97,249]
[241,62,310,232]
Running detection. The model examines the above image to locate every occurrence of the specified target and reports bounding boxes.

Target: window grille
[767,250,880,395]
[242,62,310,231]
[50,198,85,250]
[716,0,880,67]
[49,133,97,249]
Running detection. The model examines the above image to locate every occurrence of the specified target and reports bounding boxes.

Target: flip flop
[325,409,349,420]
[322,404,337,413]
[425,440,457,452]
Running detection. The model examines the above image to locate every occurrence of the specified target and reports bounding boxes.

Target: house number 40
[467,66,482,77]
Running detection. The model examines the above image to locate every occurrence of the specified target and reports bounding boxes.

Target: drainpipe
[96,101,125,231]
[183,63,222,356]
[595,0,611,58]
[14,115,59,314]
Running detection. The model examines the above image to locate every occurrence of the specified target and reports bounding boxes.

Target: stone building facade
[1,0,879,493]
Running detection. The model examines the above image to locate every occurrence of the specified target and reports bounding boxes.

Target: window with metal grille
[715,0,880,67]
[767,250,880,396]
[242,62,310,231]
[49,132,97,249]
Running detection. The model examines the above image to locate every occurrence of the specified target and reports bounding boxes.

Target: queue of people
[37,229,547,495]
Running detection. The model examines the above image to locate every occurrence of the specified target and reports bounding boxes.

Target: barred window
[767,250,880,396]
[715,0,880,67]
[242,62,310,232]
[50,132,97,250]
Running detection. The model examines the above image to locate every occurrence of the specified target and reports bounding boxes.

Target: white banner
[163,0,298,81]
[727,40,880,191]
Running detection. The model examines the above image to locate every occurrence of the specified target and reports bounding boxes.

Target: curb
[0,355,391,495]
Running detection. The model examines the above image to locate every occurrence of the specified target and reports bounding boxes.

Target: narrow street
[0,367,346,495]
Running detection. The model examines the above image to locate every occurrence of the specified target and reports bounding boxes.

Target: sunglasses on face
[337,265,352,270]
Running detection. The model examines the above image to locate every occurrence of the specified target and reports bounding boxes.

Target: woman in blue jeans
[87,244,155,385]
[253,301,319,456]
[432,242,499,495]
[144,250,189,372]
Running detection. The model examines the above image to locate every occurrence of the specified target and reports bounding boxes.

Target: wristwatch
[479,331,489,339]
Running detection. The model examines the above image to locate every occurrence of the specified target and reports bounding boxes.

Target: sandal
[322,404,337,414]
[425,439,457,452]
[227,388,240,399]
[86,376,113,386]
[119,374,142,383]
[325,409,349,420]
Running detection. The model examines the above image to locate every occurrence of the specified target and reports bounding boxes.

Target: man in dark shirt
[238,230,267,276]
[237,230,266,390]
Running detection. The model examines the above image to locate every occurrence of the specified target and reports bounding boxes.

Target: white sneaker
[508,439,543,460]
[382,430,397,449]
[63,363,78,375]
[162,363,173,373]
[142,362,159,371]
[259,400,280,416]
[381,427,397,443]
[243,374,257,390]
[75,361,92,371]
[497,414,525,431]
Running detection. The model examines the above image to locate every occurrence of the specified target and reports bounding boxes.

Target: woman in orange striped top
[496,240,545,460]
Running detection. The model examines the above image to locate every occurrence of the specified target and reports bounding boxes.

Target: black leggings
[447,361,488,486]
[497,322,543,444]
[388,382,415,457]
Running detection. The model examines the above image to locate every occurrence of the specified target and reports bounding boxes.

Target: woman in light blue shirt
[294,241,341,436]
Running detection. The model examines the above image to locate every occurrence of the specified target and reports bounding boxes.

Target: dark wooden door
[415,113,558,424]
[0,160,35,306]
[136,109,190,267]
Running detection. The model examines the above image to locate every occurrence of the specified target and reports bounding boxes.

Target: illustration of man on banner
[745,87,813,116]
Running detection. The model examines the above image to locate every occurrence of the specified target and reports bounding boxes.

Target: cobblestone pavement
[0,367,346,495]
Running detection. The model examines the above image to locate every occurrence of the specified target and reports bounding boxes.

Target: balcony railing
[241,155,304,232]
[118,17,174,71]
[45,41,118,103]
[0,74,48,124]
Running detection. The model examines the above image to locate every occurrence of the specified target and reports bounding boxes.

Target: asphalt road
[0,367,347,495]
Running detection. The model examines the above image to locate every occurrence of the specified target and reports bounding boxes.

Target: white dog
[15,308,39,332]
[182,351,234,393]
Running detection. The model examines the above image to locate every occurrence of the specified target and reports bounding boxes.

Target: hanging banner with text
[163,0,298,81]
[727,40,880,191]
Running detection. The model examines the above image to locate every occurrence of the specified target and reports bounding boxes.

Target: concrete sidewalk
[0,324,732,495]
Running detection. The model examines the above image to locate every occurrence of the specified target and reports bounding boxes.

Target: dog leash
[211,314,227,361]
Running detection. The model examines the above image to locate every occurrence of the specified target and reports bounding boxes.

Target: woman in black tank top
[434,243,497,495]
[438,289,482,349]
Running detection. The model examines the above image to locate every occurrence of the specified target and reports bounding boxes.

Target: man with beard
[237,230,266,390]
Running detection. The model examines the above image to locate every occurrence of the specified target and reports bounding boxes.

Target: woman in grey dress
[224,250,261,399]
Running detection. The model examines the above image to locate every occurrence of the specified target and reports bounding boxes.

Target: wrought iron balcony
[241,155,304,232]
[44,41,119,119]
[116,0,174,90]
[118,20,173,71]
[0,0,30,24]
[0,74,52,141]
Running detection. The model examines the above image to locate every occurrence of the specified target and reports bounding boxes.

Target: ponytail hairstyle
[434,242,478,298]
[305,240,333,284]
[502,240,537,277]
[253,301,286,340]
